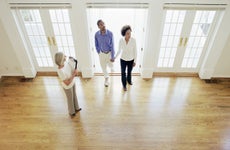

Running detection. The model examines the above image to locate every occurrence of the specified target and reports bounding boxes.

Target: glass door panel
[181,11,216,68]
[87,8,148,73]
[19,9,53,67]
[157,8,219,72]
[14,8,76,71]
[157,10,186,68]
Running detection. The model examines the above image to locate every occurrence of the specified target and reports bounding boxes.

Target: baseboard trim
[153,72,198,77]
[0,76,25,83]
[36,72,58,76]
[205,77,230,84]
[36,72,83,77]
[2,72,200,78]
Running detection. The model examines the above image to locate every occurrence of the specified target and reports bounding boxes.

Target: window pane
[67,36,74,46]
[53,24,60,35]
[169,24,176,35]
[61,36,68,46]
[163,24,170,35]
[59,24,66,35]
[171,48,177,58]
[159,48,165,57]
[158,58,163,67]
[167,36,174,47]
[175,24,183,36]
[190,24,198,36]
[37,58,42,66]
[184,48,190,58]
[178,11,186,23]
[56,10,63,22]
[193,37,200,48]
[172,11,179,23]
[187,37,194,48]
[63,10,70,22]
[173,36,179,47]
[208,11,216,23]
[194,11,202,23]
[65,24,72,35]
[165,10,173,22]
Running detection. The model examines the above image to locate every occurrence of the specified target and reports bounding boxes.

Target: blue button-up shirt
[95,29,115,59]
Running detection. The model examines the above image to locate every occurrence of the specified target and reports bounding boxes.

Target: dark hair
[97,19,103,26]
[121,25,132,36]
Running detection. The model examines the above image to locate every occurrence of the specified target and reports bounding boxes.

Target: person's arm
[63,69,78,86]
[95,33,100,54]
[115,39,122,60]
[110,32,115,60]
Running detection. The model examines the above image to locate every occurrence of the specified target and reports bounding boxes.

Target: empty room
[0,0,230,149]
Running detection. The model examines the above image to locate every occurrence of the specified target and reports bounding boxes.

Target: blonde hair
[54,52,65,66]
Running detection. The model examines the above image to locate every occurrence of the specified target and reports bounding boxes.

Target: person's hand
[110,58,115,62]
[133,62,136,67]
[73,69,78,76]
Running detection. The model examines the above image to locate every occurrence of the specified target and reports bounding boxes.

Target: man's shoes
[70,113,76,117]
[104,78,109,87]
[123,87,127,91]
[76,108,82,113]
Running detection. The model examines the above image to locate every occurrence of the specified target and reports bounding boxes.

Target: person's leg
[99,53,109,86]
[120,59,127,90]
[64,88,75,115]
[127,59,134,85]
[107,53,114,72]
[72,84,81,112]
[99,53,109,78]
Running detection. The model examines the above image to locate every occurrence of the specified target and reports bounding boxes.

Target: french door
[12,8,76,71]
[156,9,219,72]
[87,8,148,73]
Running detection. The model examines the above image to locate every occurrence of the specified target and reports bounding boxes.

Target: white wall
[213,34,230,77]
[0,0,36,78]
[0,19,23,78]
[198,3,230,79]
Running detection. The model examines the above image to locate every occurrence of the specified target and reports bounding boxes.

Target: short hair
[54,52,65,66]
[121,25,132,36]
[97,19,103,26]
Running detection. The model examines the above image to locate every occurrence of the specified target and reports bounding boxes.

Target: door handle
[47,37,52,46]
[184,37,188,47]
[179,37,183,47]
[52,37,57,46]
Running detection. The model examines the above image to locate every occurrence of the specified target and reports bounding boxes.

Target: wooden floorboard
[0,76,230,150]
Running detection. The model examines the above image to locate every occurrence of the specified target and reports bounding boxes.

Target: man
[95,19,115,87]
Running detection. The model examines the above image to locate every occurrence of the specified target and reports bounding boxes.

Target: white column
[0,1,36,78]
[199,5,230,79]
[71,1,93,78]
[141,2,163,78]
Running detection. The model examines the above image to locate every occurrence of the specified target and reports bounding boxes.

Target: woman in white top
[54,52,81,117]
[115,25,137,91]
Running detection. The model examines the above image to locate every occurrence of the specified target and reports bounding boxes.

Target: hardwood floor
[0,76,229,150]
